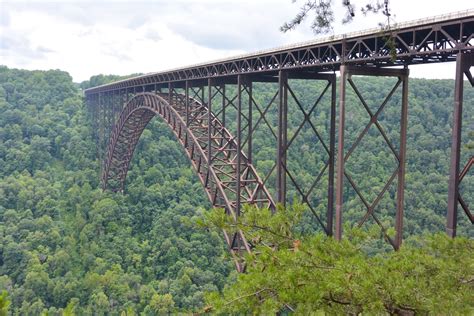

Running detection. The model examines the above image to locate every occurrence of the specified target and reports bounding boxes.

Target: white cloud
[0,0,471,81]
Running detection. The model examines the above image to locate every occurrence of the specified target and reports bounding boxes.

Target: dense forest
[0,65,472,314]
[0,68,231,314]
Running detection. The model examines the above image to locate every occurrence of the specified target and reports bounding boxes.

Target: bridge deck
[85,10,474,95]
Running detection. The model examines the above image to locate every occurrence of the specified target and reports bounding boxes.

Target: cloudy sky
[0,0,472,82]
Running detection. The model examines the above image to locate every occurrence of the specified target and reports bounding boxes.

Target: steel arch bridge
[102,91,274,271]
[85,11,474,269]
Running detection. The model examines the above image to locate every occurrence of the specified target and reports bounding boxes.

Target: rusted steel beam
[221,85,226,131]
[277,70,288,205]
[395,67,409,249]
[447,51,474,237]
[237,75,243,215]
[327,74,336,236]
[247,81,253,164]
[335,65,347,241]
[185,81,189,126]
[208,78,212,165]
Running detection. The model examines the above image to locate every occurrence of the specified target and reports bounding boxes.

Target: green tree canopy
[201,205,474,314]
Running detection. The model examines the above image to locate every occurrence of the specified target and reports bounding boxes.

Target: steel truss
[101,92,274,272]
[277,72,337,235]
[336,66,409,250]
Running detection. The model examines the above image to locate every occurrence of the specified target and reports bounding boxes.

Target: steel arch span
[102,92,275,272]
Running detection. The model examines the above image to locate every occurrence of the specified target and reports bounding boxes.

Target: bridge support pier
[335,66,409,250]
[277,71,288,205]
[237,75,243,215]
[447,52,474,237]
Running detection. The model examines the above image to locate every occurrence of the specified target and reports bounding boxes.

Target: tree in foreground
[281,0,392,34]
[199,205,474,314]
[0,291,10,316]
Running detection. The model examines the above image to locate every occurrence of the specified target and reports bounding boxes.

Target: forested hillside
[0,67,231,314]
[0,66,472,314]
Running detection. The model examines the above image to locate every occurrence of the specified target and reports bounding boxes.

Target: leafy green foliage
[202,205,474,314]
[0,291,10,316]
[281,0,392,34]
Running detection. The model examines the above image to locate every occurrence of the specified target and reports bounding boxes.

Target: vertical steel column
[114,90,118,124]
[113,90,116,128]
[208,78,212,165]
[327,75,337,236]
[100,92,106,173]
[395,69,409,249]
[447,53,465,238]
[277,71,288,205]
[113,90,117,122]
[104,92,108,145]
[185,81,189,126]
[168,83,172,106]
[105,91,108,135]
[106,91,110,141]
[112,91,115,130]
[90,94,96,158]
[109,91,113,137]
[96,93,100,161]
[335,65,348,241]
[221,85,226,128]
[110,91,113,124]
[237,75,243,215]
[202,86,205,105]
[248,81,253,163]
